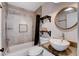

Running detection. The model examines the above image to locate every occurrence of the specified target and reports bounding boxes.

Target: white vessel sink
[49,39,70,51]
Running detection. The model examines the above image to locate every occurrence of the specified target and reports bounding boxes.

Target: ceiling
[8,2,45,12]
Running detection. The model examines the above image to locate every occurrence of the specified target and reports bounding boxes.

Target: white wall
[66,12,78,43]
[41,2,78,43]
[7,5,36,46]
[0,2,8,56]
[0,5,2,56]
[0,6,2,50]
[77,3,79,56]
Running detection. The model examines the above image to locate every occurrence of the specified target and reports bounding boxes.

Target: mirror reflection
[55,7,78,30]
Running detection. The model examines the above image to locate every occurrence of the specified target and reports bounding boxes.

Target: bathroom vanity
[41,42,77,56]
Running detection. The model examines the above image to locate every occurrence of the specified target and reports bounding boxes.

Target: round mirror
[55,7,78,31]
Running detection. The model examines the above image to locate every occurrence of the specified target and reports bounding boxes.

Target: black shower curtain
[34,15,40,45]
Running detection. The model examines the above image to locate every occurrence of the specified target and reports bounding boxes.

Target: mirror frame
[55,7,78,31]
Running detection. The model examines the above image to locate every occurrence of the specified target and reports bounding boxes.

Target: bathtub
[5,41,54,56]
[8,41,34,53]
[6,47,54,56]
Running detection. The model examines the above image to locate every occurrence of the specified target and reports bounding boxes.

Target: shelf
[40,15,51,23]
[40,31,51,36]
[40,31,48,32]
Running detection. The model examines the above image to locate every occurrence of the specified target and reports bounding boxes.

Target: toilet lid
[27,46,43,56]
